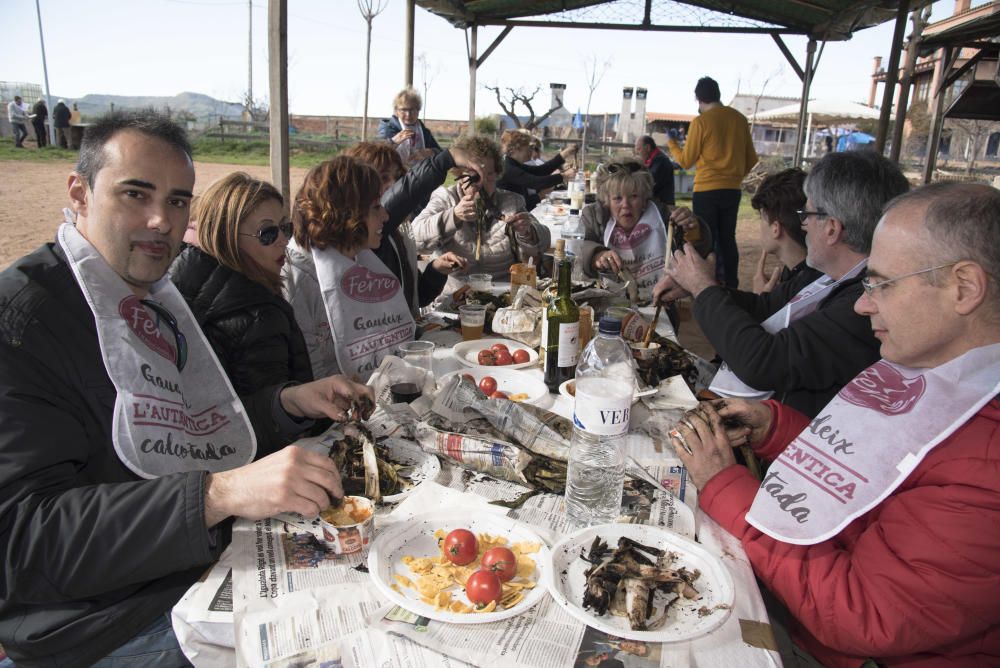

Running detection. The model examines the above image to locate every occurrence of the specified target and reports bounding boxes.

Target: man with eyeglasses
[665,182,1000,667]
[653,151,910,418]
[0,111,371,667]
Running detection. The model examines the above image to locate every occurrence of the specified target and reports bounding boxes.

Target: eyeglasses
[239,221,292,246]
[796,209,829,224]
[140,300,188,372]
[606,162,644,175]
[860,262,956,297]
[396,107,418,114]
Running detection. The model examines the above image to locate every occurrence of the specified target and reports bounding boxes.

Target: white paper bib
[746,343,1000,544]
[709,259,867,399]
[603,202,667,300]
[311,245,416,382]
[57,223,256,479]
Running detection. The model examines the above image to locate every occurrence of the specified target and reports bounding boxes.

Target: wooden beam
[794,39,816,166]
[476,25,513,68]
[268,0,289,208]
[475,18,803,35]
[467,24,477,133]
[875,1,909,154]
[404,0,415,86]
[923,47,954,184]
[771,33,805,81]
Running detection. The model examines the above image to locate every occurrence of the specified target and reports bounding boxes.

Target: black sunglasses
[140,300,188,373]
[239,221,293,246]
[796,209,829,224]
[606,162,644,175]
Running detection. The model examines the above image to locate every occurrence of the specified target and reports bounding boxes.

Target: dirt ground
[0,158,768,357]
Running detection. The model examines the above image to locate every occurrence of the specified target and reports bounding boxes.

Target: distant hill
[65,91,244,121]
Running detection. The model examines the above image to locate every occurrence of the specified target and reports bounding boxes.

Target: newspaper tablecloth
[173,330,780,668]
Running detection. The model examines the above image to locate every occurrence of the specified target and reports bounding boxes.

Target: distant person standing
[31,98,48,148]
[667,76,757,288]
[6,95,29,148]
[53,99,71,149]
[634,135,675,205]
[69,102,82,126]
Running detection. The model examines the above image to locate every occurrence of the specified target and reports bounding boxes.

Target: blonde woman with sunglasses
[170,172,368,448]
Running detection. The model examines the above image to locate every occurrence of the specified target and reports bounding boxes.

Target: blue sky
[0,0,979,120]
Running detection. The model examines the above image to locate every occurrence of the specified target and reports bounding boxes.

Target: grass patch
[190,138,337,169]
[0,144,78,163]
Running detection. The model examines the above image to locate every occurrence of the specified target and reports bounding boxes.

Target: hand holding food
[593,249,623,274]
[667,402,738,489]
[392,129,416,145]
[432,252,468,274]
[667,244,718,299]
[454,190,478,223]
[280,375,374,422]
[504,212,533,236]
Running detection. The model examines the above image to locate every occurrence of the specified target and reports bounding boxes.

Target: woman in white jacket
[410,134,550,299]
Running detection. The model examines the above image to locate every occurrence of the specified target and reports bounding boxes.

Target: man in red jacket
[668,182,1000,667]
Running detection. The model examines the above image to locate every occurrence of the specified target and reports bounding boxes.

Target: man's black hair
[639,135,656,149]
[76,109,192,188]
[694,77,721,104]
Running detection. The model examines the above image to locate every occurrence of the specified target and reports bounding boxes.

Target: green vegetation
[0,144,78,163]
[190,137,338,169]
[0,136,338,169]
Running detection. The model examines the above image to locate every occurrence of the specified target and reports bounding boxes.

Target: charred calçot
[580,536,701,631]
[326,419,411,506]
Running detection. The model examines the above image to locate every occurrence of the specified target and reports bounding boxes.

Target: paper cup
[630,341,660,361]
[317,496,375,554]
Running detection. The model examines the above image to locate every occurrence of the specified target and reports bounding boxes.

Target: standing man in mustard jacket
[667,77,757,288]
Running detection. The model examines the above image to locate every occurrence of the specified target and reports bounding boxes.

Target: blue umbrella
[572,109,584,130]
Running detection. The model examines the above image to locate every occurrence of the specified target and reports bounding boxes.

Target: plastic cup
[397,340,434,373]
[317,496,375,554]
[468,273,493,293]
[458,304,487,341]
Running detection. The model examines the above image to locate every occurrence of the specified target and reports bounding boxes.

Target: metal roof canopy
[408,0,929,166]
[914,12,1000,183]
[264,0,927,201]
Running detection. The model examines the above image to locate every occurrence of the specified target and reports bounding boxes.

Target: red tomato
[481,547,517,582]
[490,390,509,400]
[489,343,510,354]
[494,350,514,366]
[511,349,530,364]
[477,349,496,366]
[466,570,502,606]
[461,373,475,383]
[443,529,479,566]
[479,376,498,396]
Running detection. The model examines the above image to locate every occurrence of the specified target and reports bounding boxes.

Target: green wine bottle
[543,240,580,392]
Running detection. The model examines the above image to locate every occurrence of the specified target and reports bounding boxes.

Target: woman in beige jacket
[411,134,550,299]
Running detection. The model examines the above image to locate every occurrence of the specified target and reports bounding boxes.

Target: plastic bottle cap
[598,315,622,335]
[569,208,580,215]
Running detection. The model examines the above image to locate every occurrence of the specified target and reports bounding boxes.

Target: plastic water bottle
[565,315,636,527]
[561,208,586,282]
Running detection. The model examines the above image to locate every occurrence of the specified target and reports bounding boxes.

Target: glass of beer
[458,304,487,341]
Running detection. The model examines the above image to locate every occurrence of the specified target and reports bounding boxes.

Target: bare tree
[747,65,783,134]
[416,52,439,118]
[581,55,611,160]
[357,0,388,140]
[947,118,990,175]
[484,84,562,131]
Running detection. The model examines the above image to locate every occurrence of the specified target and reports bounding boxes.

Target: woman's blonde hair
[595,158,653,206]
[293,156,382,253]
[500,129,534,156]
[393,87,422,112]
[449,134,503,179]
[196,172,285,293]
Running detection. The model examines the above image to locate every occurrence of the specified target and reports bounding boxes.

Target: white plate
[558,379,655,404]
[545,523,735,643]
[453,338,539,370]
[367,511,551,624]
[440,368,549,405]
[379,438,441,504]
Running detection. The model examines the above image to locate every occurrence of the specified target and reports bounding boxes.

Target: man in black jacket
[653,151,910,417]
[52,99,71,149]
[634,135,675,206]
[0,111,370,667]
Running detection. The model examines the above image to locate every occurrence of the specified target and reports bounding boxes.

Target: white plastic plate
[439,368,549,405]
[545,523,735,642]
[452,338,539,370]
[367,511,550,624]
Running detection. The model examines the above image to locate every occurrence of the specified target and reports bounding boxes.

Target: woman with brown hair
[170,172,371,449]
[283,155,416,382]
[497,129,576,210]
[342,141,469,313]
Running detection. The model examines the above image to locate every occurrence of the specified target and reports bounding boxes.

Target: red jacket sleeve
[699,402,1000,661]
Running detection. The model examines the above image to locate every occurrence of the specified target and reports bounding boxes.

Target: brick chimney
[550,83,566,110]
[632,87,648,138]
[954,0,971,15]
[869,56,883,107]
[616,87,634,142]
